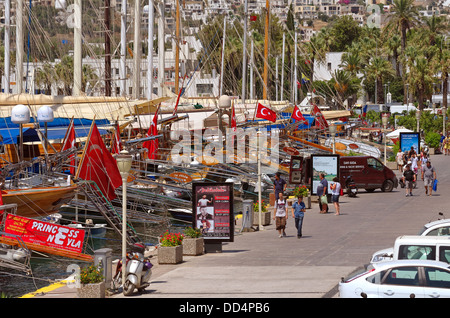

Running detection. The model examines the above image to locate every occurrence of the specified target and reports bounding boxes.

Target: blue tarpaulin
[0,126,109,145]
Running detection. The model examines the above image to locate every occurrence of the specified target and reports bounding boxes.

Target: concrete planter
[252,211,271,226]
[183,237,204,256]
[76,282,105,298]
[158,245,183,264]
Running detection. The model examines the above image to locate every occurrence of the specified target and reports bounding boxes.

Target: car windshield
[343,265,375,283]
[418,226,427,235]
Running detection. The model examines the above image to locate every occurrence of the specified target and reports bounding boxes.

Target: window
[383,267,420,286]
[424,267,450,288]
[427,226,450,236]
[398,245,435,260]
[367,158,384,171]
[439,246,450,263]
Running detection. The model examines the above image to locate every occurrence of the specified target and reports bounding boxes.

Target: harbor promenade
[24,152,450,300]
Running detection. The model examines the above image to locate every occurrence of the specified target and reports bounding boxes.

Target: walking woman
[330,177,341,216]
[273,192,288,238]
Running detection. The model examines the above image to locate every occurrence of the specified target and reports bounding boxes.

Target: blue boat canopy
[0,126,109,145]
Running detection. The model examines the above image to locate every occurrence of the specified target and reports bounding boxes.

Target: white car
[339,260,450,298]
[370,218,450,263]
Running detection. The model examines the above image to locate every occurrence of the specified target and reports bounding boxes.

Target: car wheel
[381,180,394,192]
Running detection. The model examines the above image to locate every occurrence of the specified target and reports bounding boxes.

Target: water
[0,219,185,298]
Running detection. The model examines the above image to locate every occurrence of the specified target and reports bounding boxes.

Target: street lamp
[116,150,132,293]
[382,114,389,165]
[329,124,336,154]
[256,130,264,231]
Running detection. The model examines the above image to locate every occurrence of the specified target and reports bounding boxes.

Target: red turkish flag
[62,119,76,175]
[76,123,122,201]
[143,105,159,160]
[231,103,237,131]
[291,105,307,123]
[254,103,277,123]
[311,104,329,129]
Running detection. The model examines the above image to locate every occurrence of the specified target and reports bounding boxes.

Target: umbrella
[386,128,413,139]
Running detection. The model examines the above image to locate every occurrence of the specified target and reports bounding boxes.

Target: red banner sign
[4,214,85,254]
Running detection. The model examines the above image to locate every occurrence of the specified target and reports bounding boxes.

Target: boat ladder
[76,181,143,246]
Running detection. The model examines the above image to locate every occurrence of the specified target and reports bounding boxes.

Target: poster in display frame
[192,182,234,243]
[310,154,340,195]
[399,132,420,155]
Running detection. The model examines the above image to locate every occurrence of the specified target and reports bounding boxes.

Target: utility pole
[105,0,112,96]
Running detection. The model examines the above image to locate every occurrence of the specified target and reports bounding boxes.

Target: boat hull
[2,185,77,218]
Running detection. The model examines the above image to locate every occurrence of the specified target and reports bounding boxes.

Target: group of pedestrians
[398,146,437,197]
[271,172,342,239]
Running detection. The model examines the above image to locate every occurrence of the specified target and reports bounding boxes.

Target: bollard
[94,248,112,289]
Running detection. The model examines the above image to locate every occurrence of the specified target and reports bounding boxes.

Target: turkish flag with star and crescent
[291,105,307,123]
[76,123,122,201]
[254,103,277,123]
[61,119,76,175]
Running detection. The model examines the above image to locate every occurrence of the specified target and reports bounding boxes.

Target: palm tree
[330,69,360,109]
[55,55,74,95]
[35,62,55,95]
[423,14,446,46]
[365,57,395,104]
[386,35,402,77]
[385,0,420,103]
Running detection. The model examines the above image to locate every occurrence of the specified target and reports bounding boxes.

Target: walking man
[402,164,416,197]
[421,160,437,196]
[291,195,306,238]
[273,172,287,202]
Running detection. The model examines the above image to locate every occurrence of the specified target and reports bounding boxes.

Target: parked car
[371,235,450,264]
[339,260,450,298]
[370,217,450,263]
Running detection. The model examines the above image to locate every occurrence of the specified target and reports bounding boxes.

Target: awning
[0,126,109,145]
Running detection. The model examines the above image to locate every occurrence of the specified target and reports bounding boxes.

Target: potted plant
[182,227,204,256]
[157,231,184,264]
[252,200,271,226]
[76,264,105,298]
[293,185,311,209]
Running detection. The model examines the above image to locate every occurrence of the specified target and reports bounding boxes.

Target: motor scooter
[113,243,153,296]
[345,175,358,197]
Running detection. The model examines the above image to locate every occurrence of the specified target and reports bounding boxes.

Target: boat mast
[120,0,127,96]
[157,0,165,97]
[4,0,10,94]
[73,0,82,96]
[174,0,180,94]
[263,0,269,100]
[133,0,142,99]
[16,0,24,94]
[241,0,248,105]
[219,17,226,97]
[281,33,285,101]
[147,0,154,99]
[105,0,112,96]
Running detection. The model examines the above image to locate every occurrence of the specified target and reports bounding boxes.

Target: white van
[370,236,450,264]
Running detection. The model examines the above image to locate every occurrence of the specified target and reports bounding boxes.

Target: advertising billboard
[310,155,340,195]
[3,214,86,254]
[399,132,420,154]
[192,182,234,242]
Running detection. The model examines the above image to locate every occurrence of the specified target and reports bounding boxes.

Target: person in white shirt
[197,195,212,219]
[330,177,341,216]
[273,192,288,238]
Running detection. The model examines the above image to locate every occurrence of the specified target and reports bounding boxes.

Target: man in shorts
[402,164,415,197]
[421,160,436,196]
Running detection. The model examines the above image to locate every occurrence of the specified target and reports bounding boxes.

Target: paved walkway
[24,153,450,301]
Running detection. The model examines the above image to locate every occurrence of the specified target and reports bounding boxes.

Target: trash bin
[94,248,112,289]
[242,199,254,229]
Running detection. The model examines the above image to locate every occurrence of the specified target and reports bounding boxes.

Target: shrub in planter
[183,227,204,256]
[158,231,184,264]
[76,264,105,298]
